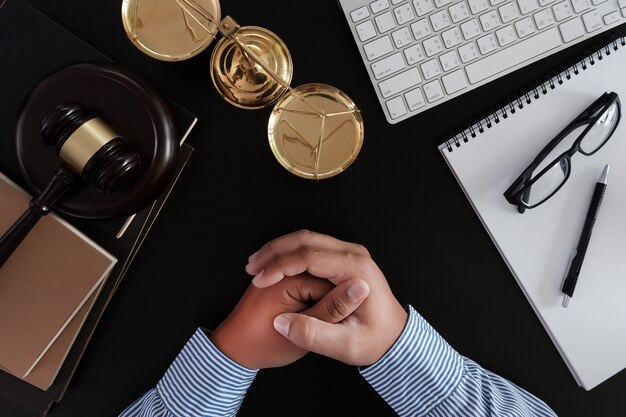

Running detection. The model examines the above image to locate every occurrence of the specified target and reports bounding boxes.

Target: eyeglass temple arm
[524,92,613,172]
[503,123,573,213]
[518,188,530,213]
[504,92,617,214]
[579,91,612,118]
[504,176,529,213]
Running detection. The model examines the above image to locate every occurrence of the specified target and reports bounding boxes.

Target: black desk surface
[3,1,626,416]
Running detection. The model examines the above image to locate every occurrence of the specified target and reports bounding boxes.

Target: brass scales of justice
[121,0,365,180]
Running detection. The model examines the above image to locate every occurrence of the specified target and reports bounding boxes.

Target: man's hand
[209,273,369,369]
[246,230,408,367]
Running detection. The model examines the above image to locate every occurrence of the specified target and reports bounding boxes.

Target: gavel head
[40,102,142,193]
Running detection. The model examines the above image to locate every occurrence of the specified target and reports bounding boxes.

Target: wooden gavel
[0,102,142,267]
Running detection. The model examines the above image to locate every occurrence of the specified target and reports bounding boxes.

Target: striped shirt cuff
[360,305,463,417]
[156,329,257,417]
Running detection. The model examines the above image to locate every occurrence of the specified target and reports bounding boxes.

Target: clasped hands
[210,230,408,370]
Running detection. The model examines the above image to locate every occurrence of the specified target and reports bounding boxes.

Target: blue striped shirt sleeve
[360,305,557,417]
[119,329,257,417]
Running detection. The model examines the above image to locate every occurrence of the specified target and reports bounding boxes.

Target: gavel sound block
[15,62,180,218]
[0,62,180,267]
[0,103,141,266]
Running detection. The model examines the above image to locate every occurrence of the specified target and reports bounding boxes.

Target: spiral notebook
[439,36,626,391]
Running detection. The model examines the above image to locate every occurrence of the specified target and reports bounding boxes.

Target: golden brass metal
[218,15,240,37]
[121,0,220,61]
[59,118,119,174]
[210,26,293,109]
[121,0,364,179]
[268,84,364,180]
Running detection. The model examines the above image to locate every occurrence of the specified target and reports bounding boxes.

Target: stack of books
[0,0,197,415]
[0,172,117,392]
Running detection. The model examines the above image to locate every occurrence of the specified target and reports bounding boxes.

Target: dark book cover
[0,142,194,417]
[0,0,197,239]
[0,0,197,415]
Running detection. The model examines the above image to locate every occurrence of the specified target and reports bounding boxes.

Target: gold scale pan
[121,0,364,179]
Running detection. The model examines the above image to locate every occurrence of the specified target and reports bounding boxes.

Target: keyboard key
[468,0,490,14]
[570,0,591,12]
[356,21,377,41]
[582,9,602,32]
[379,68,422,97]
[405,88,426,110]
[461,19,482,39]
[552,1,573,21]
[458,42,479,62]
[517,0,539,14]
[442,69,468,93]
[534,8,555,29]
[559,16,585,41]
[430,10,452,31]
[499,2,520,22]
[364,36,394,61]
[423,80,445,102]
[477,33,498,53]
[342,0,621,122]
[466,27,561,83]
[392,27,413,47]
[372,53,407,79]
[442,27,463,47]
[439,50,461,70]
[376,12,397,32]
[496,25,517,45]
[479,11,501,30]
[404,44,426,63]
[603,10,621,24]
[386,96,408,119]
[371,0,390,13]
[449,2,471,22]
[420,58,443,79]
[351,6,370,22]
[423,36,444,56]
[394,4,416,24]
[410,19,432,40]
[413,0,435,16]
[515,16,536,37]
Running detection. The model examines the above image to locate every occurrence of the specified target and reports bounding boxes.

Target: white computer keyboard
[338,0,626,123]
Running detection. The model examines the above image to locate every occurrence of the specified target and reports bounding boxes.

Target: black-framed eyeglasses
[504,91,621,213]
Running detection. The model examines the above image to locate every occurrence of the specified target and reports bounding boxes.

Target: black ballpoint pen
[561,164,609,308]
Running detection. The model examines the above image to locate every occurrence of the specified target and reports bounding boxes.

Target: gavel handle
[0,164,80,267]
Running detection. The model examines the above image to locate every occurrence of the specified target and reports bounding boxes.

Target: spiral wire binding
[443,34,626,153]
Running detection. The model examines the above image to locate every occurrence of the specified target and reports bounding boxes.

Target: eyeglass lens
[525,158,570,206]
[524,100,619,207]
[580,100,620,153]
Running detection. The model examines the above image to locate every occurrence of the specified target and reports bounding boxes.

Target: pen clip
[561,249,577,288]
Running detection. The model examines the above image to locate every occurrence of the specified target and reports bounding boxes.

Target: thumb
[306,278,370,324]
[273,313,355,362]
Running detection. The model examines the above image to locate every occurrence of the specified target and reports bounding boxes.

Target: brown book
[0,284,102,391]
[22,281,103,391]
[0,172,116,388]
